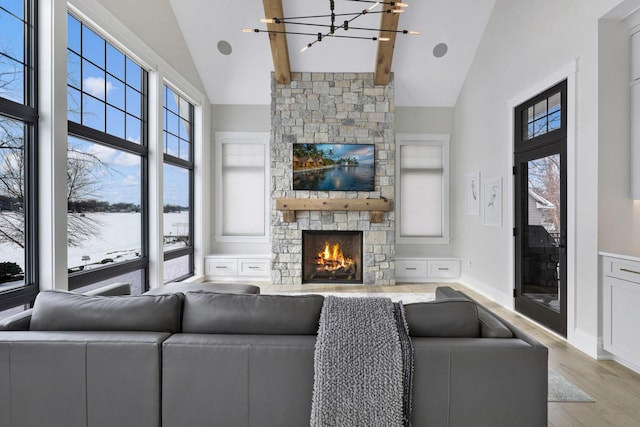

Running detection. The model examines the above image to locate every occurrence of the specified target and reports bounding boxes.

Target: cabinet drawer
[239,259,270,276]
[605,259,640,283]
[428,260,460,279]
[395,260,427,278]
[205,259,238,276]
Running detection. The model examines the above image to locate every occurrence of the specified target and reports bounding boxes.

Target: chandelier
[242,0,420,52]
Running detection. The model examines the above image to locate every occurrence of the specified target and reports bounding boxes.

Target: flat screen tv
[292,143,375,191]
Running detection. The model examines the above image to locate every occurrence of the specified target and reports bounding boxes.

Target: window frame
[66,12,149,292]
[395,133,451,245]
[0,0,39,311]
[162,83,194,283]
[214,131,270,243]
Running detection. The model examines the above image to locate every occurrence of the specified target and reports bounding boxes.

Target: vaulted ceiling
[169,0,496,107]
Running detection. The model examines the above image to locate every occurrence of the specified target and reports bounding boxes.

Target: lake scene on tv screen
[293,143,375,191]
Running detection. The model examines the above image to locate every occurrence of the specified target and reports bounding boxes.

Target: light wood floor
[260,282,640,427]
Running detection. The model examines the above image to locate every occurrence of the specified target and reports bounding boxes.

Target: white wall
[97,0,206,94]
[211,105,271,132]
[453,0,626,357]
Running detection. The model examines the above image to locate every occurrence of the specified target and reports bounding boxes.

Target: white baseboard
[459,273,513,309]
[570,327,600,359]
[458,274,610,365]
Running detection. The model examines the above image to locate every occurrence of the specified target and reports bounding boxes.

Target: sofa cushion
[145,282,260,295]
[182,292,324,335]
[404,299,480,337]
[30,290,182,332]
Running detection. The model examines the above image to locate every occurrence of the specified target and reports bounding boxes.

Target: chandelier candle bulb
[366,2,380,11]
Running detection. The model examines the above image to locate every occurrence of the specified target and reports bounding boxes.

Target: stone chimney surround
[270,72,396,286]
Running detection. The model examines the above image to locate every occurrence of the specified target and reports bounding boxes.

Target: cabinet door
[428,260,460,279]
[205,258,238,276]
[603,275,640,367]
[632,31,640,82]
[239,259,270,276]
[632,83,640,198]
[395,259,428,279]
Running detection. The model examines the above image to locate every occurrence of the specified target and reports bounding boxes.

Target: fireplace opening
[302,230,363,284]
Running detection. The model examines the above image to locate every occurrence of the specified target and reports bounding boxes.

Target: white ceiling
[169,0,495,107]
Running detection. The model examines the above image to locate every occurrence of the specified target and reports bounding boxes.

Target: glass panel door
[522,154,561,313]
[514,80,567,337]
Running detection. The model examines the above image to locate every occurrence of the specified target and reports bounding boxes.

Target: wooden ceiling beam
[262,0,291,84]
[374,8,401,86]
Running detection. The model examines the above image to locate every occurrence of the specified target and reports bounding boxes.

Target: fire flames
[315,241,354,272]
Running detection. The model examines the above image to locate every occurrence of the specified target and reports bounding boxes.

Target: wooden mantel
[276,198,391,223]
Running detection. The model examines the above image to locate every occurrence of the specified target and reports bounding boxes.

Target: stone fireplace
[302,231,363,284]
[270,72,396,286]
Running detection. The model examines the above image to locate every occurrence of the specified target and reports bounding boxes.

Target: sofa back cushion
[30,290,182,332]
[182,292,324,335]
[404,299,480,337]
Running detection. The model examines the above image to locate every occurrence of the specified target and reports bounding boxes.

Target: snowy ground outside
[0,211,189,272]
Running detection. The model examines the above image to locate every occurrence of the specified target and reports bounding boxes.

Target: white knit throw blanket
[310,296,412,427]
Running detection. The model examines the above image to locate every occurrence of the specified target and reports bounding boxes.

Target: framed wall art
[464,171,480,216]
[483,176,502,227]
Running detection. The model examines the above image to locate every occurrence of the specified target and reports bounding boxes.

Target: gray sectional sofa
[0,285,548,427]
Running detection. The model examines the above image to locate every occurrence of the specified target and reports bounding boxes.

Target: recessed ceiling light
[217,40,232,56]
[433,43,448,58]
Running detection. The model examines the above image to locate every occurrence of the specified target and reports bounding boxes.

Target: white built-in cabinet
[601,254,640,373]
[395,257,460,283]
[631,30,640,198]
[204,254,270,282]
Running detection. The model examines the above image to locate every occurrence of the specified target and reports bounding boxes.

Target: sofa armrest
[83,282,131,296]
[435,286,546,348]
[0,309,33,331]
[436,286,513,338]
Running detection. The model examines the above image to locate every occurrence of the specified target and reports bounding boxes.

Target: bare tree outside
[1,51,114,252]
[66,144,112,247]
[528,154,561,234]
[0,117,25,248]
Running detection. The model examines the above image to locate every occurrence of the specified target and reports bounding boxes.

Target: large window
[162,85,193,283]
[66,13,148,294]
[0,0,38,313]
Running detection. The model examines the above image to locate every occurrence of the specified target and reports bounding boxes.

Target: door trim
[506,60,577,341]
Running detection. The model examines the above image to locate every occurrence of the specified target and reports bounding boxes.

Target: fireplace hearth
[302,231,363,284]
